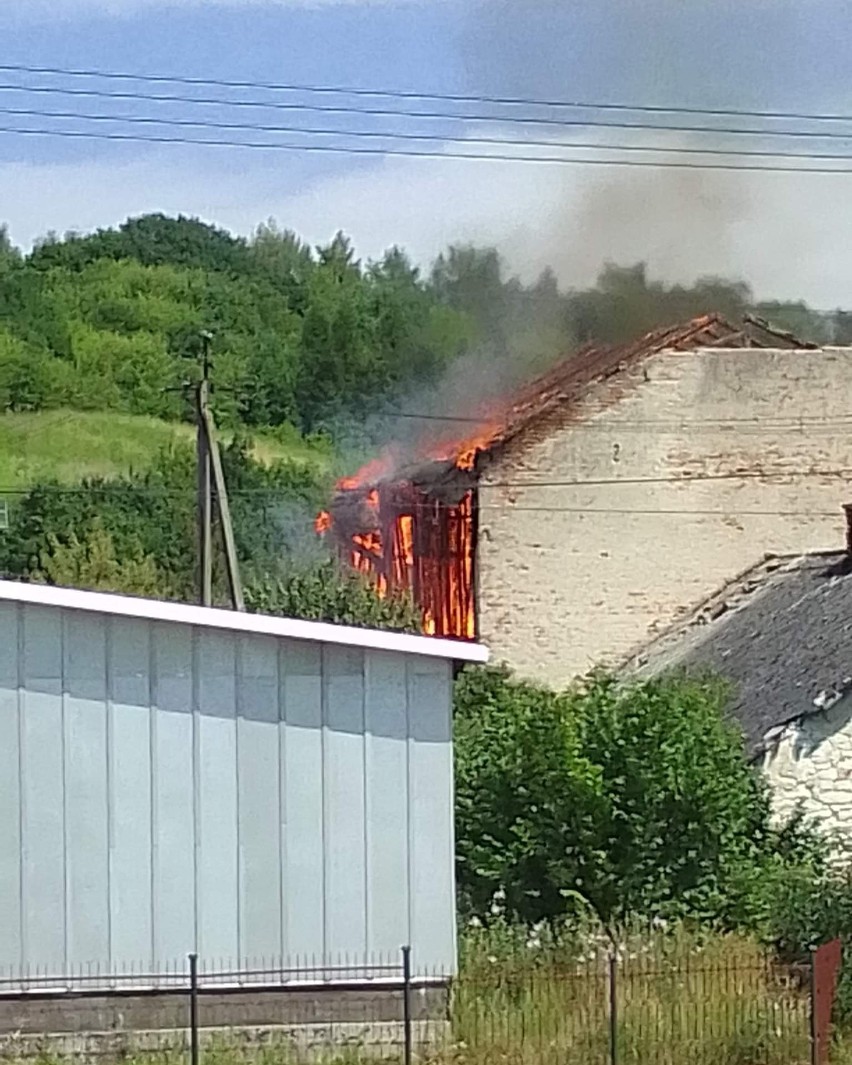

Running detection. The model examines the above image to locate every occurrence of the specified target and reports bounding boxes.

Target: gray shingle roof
[628,551,852,754]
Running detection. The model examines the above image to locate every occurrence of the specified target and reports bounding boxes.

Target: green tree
[29,213,252,275]
[430,244,510,355]
[294,233,377,430]
[454,666,819,930]
[34,519,169,597]
[0,225,21,274]
[566,262,753,345]
[249,219,314,292]
[0,329,71,411]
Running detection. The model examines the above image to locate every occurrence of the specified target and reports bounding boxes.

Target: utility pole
[196,332,213,607]
[193,331,244,612]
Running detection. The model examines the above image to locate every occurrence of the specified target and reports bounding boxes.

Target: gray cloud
[2,140,851,306]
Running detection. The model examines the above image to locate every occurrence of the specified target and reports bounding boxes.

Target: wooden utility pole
[196,332,213,607]
[194,331,244,611]
[205,404,244,612]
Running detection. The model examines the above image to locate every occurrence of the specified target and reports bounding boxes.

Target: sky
[3,0,852,304]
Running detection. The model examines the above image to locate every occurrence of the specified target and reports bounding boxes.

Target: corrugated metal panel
[0,602,456,978]
[0,603,21,967]
[109,617,153,967]
[281,641,324,959]
[365,651,410,955]
[22,605,65,967]
[237,635,282,961]
[152,621,195,966]
[323,645,367,960]
[408,657,456,972]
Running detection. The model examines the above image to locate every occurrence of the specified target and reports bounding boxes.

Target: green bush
[245,558,423,632]
[454,666,825,932]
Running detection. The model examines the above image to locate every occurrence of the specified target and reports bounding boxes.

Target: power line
[334,500,841,516]
[477,505,840,516]
[5,79,852,144]
[7,123,852,174]
[388,412,852,428]
[14,103,852,164]
[480,468,852,489]
[0,483,840,518]
[6,464,850,496]
[4,60,852,125]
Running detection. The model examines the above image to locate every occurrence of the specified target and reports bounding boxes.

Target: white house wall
[762,698,852,838]
[478,346,852,686]
[0,601,456,978]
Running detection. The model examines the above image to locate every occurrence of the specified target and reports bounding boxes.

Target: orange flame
[315,410,495,640]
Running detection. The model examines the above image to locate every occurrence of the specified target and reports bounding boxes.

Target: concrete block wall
[477,347,852,688]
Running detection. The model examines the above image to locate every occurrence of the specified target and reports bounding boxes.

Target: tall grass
[0,410,329,489]
[450,929,811,1065]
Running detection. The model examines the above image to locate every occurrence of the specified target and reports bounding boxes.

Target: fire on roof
[316,313,815,640]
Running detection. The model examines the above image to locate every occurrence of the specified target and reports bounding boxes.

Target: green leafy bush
[454,666,824,932]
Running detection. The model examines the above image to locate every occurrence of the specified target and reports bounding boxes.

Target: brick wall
[477,346,852,687]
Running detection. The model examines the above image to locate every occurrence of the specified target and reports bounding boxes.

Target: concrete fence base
[0,985,450,1062]
[0,1020,451,1061]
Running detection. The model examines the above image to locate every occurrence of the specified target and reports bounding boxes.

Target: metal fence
[455,950,817,1065]
[0,949,426,1063]
[0,943,842,1064]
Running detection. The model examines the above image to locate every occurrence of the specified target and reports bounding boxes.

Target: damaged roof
[335,311,816,493]
[468,312,816,466]
[627,551,852,755]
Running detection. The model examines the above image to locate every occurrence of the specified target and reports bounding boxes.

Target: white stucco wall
[477,346,852,687]
[762,699,852,838]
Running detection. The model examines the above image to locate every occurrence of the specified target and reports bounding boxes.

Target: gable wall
[476,347,852,686]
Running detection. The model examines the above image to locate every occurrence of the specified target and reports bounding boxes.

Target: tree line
[1,214,846,438]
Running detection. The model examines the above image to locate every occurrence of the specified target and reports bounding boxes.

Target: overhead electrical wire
[0,485,839,520]
[4,79,852,144]
[4,69,852,171]
[12,103,852,164]
[389,411,852,428]
[3,60,852,126]
[8,124,852,174]
[475,505,842,516]
[3,465,851,496]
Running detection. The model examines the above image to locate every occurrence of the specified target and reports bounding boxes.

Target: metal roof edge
[0,580,490,665]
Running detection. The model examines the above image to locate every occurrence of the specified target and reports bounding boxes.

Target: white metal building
[0,581,487,980]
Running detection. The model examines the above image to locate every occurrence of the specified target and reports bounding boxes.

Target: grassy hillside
[0,410,329,491]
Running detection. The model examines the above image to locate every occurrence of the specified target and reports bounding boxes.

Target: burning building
[320,313,852,687]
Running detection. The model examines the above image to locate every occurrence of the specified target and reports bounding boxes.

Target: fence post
[810,949,818,1065]
[188,952,199,1065]
[810,941,843,1065]
[402,945,413,1065]
[608,952,618,1065]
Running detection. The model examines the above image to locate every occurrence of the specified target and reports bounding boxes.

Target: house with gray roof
[628,518,852,836]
